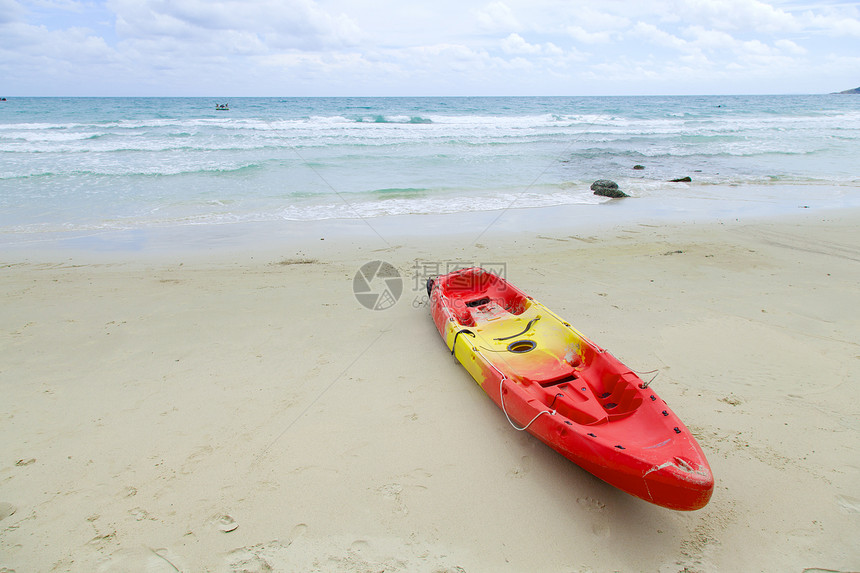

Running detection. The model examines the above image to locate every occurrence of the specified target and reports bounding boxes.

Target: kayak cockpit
[441,270,531,326]
[529,368,645,425]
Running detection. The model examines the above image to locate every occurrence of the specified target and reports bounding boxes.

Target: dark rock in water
[591,179,628,198]
[669,176,692,182]
[591,180,618,191]
[633,164,645,170]
[595,188,629,198]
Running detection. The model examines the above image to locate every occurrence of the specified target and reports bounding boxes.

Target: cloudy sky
[1,0,858,96]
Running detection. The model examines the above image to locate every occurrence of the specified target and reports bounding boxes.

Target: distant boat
[215,103,229,110]
[0,98,7,101]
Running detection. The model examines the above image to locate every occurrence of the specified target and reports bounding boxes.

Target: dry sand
[1,208,859,572]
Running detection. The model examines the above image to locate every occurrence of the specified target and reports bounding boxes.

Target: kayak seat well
[537,381,605,425]
[593,372,644,419]
[442,270,530,320]
[449,290,530,326]
[530,351,643,421]
[532,375,641,425]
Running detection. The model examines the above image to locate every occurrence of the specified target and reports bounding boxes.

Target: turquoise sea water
[1,95,859,248]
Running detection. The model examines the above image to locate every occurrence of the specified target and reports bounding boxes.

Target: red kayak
[427,267,713,510]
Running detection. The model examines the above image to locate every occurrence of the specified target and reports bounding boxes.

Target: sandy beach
[1,205,859,572]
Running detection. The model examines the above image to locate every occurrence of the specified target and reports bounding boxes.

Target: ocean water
[1,95,859,246]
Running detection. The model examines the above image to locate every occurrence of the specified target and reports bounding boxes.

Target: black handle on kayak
[451,329,475,355]
[494,316,541,341]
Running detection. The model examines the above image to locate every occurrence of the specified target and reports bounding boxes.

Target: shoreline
[1,200,859,571]
[2,183,859,264]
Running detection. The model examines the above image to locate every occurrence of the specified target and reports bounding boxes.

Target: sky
[1,0,859,96]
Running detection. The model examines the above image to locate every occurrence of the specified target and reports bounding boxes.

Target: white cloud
[544,42,564,56]
[1,0,859,95]
[667,0,798,33]
[774,38,806,55]
[565,25,613,44]
[801,9,860,36]
[545,4,629,31]
[501,33,541,54]
[630,22,689,51]
[476,1,520,32]
[499,33,565,61]
[1,21,113,62]
[108,0,362,50]
[684,25,741,52]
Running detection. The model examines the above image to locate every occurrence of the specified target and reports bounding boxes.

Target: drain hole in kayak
[507,339,536,353]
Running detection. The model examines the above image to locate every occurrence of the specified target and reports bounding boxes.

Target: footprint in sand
[129,507,155,522]
[576,496,606,511]
[227,549,274,573]
[225,527,306,573]
[288,523,308,545]
[97,547,186,573]
[507,455,532,478]
[377,483,408,516]
[181,445,213,474]
[119,486,137,498]
[577,497,610,538]
[211,513,239,532]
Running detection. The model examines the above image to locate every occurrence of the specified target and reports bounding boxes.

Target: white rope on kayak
[499,375,556,431]
[634,369,660,388]
[457,328,556,432]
